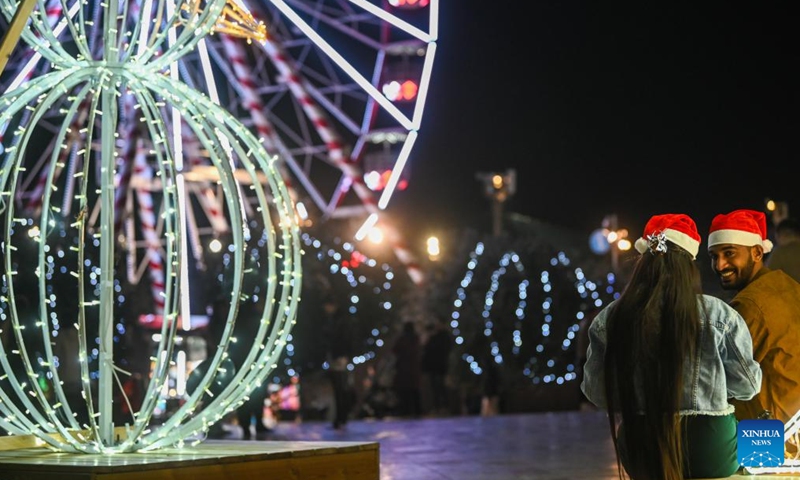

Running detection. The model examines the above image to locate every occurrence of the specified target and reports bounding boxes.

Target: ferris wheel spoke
[269,0,414,130]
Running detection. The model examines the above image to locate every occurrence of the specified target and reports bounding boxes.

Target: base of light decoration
[0,440,379,480]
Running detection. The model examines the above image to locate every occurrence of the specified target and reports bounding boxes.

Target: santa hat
[707,209,773,253]
[634,213,701,259]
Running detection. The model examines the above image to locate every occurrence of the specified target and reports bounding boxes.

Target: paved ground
[217,410,800,480]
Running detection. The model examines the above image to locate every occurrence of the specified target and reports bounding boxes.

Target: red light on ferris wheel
[381,79,419,102]
[389,0,429,8]
[364,170,409,192]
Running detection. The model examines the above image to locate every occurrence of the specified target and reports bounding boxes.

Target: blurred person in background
[324,297,355,430]
[392,321,422,418]
[766,216,800,283]
[421,321,452,415]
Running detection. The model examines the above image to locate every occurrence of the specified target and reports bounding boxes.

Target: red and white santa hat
[634,213,701,259]
[707,209,773,253]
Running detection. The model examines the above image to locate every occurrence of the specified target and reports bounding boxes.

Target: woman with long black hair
[581,213,762,480]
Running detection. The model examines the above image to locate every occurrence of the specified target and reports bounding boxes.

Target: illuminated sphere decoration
[0,0,301,453]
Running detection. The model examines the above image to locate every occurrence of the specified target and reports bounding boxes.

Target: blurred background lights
[367,226,384,244]
[426,236,440,260]
[381,79,419,102]
[389,0,430,8]
[209,238,223,253]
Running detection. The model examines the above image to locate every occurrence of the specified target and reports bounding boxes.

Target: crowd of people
[581,209,800,480]
[330,319,456,427]
[224,299,460,437]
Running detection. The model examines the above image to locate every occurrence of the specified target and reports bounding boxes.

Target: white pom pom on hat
[634,237,649,254]
[634,213,701,259]
[707,209,773,253]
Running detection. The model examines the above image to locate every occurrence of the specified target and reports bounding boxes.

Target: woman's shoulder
[698,294,729,308]
[587,302,615,333]
[698,294,744,328]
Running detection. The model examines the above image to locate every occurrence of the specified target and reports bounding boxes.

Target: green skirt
[618,413,739,479]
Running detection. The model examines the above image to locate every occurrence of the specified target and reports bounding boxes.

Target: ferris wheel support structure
[1,0,438,292]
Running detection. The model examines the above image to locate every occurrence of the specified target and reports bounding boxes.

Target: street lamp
[589,214,629,273]
[426,235,440,261]
[476,169,516,237]
[367,225,385,244]
[765,198,789,227]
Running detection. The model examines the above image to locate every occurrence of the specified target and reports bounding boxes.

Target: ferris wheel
[0,0,437,299]
[195,0,437,283]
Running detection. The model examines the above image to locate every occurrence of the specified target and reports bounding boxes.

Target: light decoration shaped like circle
[0,0,301,453]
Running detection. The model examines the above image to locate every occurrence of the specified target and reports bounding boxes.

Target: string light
[448,242,621,386]
[0,0,301,453]
[274,232,396,380]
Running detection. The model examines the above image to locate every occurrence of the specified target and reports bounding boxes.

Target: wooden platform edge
[0,426,129,452]
[0,441,380,480]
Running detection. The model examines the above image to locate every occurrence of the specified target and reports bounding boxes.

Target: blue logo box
[738,419,784,467]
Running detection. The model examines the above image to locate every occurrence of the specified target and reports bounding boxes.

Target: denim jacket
[581,294,762,416]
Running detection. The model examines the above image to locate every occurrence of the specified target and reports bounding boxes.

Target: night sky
[393,3,799,248]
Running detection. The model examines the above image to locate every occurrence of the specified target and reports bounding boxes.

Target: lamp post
[476,169,517,237]
[765,198,789,227]
[426,235,441,261]
[589,214,630,273]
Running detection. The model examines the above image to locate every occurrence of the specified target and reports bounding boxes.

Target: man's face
[707,243,761,291]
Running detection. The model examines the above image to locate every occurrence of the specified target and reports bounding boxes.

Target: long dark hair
[604,241,704,480]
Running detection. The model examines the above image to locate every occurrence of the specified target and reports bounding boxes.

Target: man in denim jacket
[708,209,800,426]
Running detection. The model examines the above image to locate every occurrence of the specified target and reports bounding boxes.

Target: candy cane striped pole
[133,149,166,315]
[4,0,67,211]
[26,99,90,213]
[260,38,424,284]
[115,1,152,285]
[219,34,298,202]
[115,91,139,232]
[179,119,230,235]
